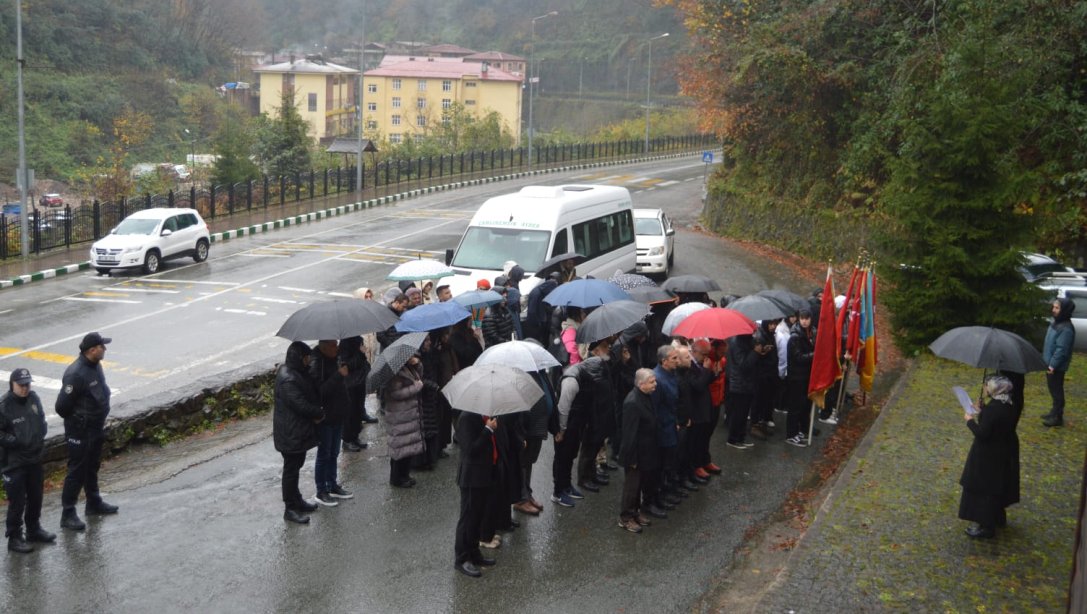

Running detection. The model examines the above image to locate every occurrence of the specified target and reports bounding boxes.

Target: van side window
[618,210,634,245]
[551,229,568,257]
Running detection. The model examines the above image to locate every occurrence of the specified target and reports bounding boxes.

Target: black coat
[618,388,660,470]
[726,335,758,394]
[55,354,111,420]
[481,305,514,347]
[0,389,47,472]
[310,348,350,425]
[960,399,1020,506]
[686,362,716,424]
[450,328,483,370]
[456,412,497,489]
[786,323,816,383]
[273,343,324,454]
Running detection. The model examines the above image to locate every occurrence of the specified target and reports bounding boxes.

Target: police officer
[56,332,119,531]
[1,368,56,553]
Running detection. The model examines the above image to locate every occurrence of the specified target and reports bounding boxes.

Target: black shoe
[329,485,354,499]
[26,527,56,543]
[965,524,995,539]
[455,561,482,577]
[663,494,684,506]
[577,480,600,493]
[680,480,700,492]
[362,415,379,424]
[391,479,415,489]
[284,509,310,524]
[605,461,620,471]
[85,500,119,515]
[474,556,497,567]
[645,505,668,519]
[296,499,319,513]
[1043,415,1064,427]
[7,534,33,554]
[343,440,368,452]
[690,475,709,485]
[315,492,339,507]
[439,449,450,459]
[60,509,86,531]
[592,475,610,486]
[670,488,689,499]
[508,518,521,529]
[657,500,677,511]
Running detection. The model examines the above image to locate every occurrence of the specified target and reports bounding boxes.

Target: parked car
[39,193,63,207]
[89,208,210,275]
[633,208,675,277]
[1053,286,1087,351]
[1019,252,1084,286]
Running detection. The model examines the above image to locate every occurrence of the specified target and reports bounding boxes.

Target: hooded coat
[1043,297,1076,372]
[273,342,323,454]
[0,376,47,473]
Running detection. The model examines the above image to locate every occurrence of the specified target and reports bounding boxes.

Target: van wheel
[143,250,161,274]
[193,239,209,263]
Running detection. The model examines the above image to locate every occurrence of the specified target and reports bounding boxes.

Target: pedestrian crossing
[569,172,685,190]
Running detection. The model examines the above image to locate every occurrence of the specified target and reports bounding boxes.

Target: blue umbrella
[453,290,504,310]
[394,301,471,332]
[542,278,631,308]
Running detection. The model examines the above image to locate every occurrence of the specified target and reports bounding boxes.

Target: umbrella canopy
[662,302,712,336]
[476,340,561,372]
[394,301,470,332]
[727,295,791,322]
[929,326,1047,374]
[626,285,677,305]
[576,300,651,343]
[442,364,544,416]
[276,299,399,341]
[756,289,809,314]
[608,271,658,291]
[543,278,631,308]
[386,259,455,281]
[671,308,757,340]
[452,289,504,310]
[662,274,722,293]
[534,252,586,278]
[366,332,429,390]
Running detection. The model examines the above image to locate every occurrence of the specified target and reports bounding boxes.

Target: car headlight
[123,245,143,254]
[648,246,665,256]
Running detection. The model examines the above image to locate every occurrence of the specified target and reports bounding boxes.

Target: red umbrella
[671,308,756,340]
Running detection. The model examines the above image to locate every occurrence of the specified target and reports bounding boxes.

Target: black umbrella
[726,295,791,322]
[756,289,809,314]
[626,285,677,305]
[276,299,399,341]
[534,252,586,278]
[662,274,722,293]
[929,326,1047,374]
[367,332,428,390]
[575,300,650,343]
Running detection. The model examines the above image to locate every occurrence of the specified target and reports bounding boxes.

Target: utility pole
[578,57,584,101]
[356,0,367,197]
[644,33,668,154]
[527,11,557,170]
[15,0,29,259]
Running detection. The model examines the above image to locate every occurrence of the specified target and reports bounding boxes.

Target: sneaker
[329,485,354,499]
[819,414,838,425]
[550,493,576,507]
[577,480,600,493]
[786,434,806,447]
[726,441,749,450]
[693,467,711,480]
[566,486,585,500]
[315,492,339,507]
[479,536,502,549]
[766,420,776,428]
[343,440,368,452]
[618,518,643,533]
[703,463,722,475]
[741,441,755,448]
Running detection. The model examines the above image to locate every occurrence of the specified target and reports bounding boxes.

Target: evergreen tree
[211,108,260,186]
[256,89,313,177]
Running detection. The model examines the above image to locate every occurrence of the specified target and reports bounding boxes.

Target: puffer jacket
[383,362,426,460]
[482,303,514,347]
[273,342,324,454]
[726,334,758,394]
[786,322,816,382]
[0,388,47,473]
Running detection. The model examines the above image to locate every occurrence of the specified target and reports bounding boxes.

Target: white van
[441,185,637,296]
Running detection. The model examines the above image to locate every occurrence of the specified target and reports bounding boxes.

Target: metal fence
[0,134,713,260]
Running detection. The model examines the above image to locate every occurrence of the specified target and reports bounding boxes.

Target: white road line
[0,309,12,315]
[0,370,63,391]
[278,286,316,293]
[111,287,182,294]
[237,252,291,258]
[218,308,267,316]
[629,177,651,183]
[326,292,354,298]
[62,297,142,304]
[658,180,680,187]
[250,296,303,304]
[145,279,239,286]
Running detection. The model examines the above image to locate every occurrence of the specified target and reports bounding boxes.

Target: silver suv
[90,208,210,275]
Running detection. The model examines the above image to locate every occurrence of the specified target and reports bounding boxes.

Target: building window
[392,79,401,90]
[417,97,426,109]
[367,102,377,112]
[442,80,452,91]
[416,115,426,127]
[465,81,477,88]
[390,133,402,143]
[308,93,317,112]
[417,79,427,91]
[465,100,476,106]
[392,97,401,108]
[442,98,451,109]
[442,116,450,126]
[367,83,377,93]
[392,114,401,126]
[366,120,377,130]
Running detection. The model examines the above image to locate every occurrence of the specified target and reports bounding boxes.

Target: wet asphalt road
[0,155,823,611]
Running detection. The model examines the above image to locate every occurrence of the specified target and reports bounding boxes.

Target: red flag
[808,266,841,408]
[846,269,866,360]
[835,266,860,343]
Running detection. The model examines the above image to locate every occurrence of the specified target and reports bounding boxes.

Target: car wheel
[193,239,209,263]
[143,250,161,274]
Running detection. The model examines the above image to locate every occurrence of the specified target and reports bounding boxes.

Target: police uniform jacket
[0,389,47,473]
[55,354,111,422]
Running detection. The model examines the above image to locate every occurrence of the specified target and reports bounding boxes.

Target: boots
[26,526,56,543]
[284,508,310,524]
[7,533,33,554]
[85,498,119,515]
[60,508,86,531]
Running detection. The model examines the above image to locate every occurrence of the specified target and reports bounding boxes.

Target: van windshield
[635,217,663,236]
[114,218,160,235]
[452,227,551,272]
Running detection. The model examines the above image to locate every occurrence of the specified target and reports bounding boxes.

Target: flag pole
[806,401,817,447]
[835,359,852,416]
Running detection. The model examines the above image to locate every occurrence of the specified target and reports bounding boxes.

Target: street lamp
[644,32,668,154]
[183,128,196,170]
[527,10,558,170]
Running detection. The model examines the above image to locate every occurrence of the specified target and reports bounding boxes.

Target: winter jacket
[651,365,679,447]
[0,389,47,473]
[786,323,816,383]
[960,399,1020,506]
[310,347,350,425]
[686,362,716,424]
[560,319,587,365]
[482,303,514,347]
[55,354,111,421]
[383,362,426,461]
[618,387,661,470]
[450,326,483,370]
[1043,297,1076,372]
[522,371,556,439]
[273,342,323,454]
[725,335,758,395]
[526,279,558,331]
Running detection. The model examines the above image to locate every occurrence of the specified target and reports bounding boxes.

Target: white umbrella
[442,365,543,416]
[386,259,455,281]
[661,302,711,336]
[476,340,561,372]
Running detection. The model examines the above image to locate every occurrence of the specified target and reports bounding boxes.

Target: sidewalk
[755,355,1083,612]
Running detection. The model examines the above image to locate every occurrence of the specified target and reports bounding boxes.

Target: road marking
[250,296,303,304]
[108,287,181,294]
[0,309,11,315]
[62,296,142,304]
[658,180,680,187]
[237,252,291,258]
[279,286,316,293]
[217,308,267,316]
[142,279,238,286]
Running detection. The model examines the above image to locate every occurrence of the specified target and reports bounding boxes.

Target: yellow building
[362,56,523,144]
[254,58,359,141]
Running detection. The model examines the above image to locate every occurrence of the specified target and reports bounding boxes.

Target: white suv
[633,208,675,277]
[90,208,210,275]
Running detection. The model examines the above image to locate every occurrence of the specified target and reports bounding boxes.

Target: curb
[0,150,699,291]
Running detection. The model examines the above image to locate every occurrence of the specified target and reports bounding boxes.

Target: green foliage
[255,90,313,177]
[212,108,260,185]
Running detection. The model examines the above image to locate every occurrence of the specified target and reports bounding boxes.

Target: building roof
[254,58,358,75]
[464,51,525,63]
[367,56,522,82]
[422,43,478,57]
[326,137,378,154]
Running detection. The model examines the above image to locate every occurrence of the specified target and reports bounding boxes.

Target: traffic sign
[702,151,713,164]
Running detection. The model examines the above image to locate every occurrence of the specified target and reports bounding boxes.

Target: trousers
[61,417,106,509]
[552,414,584,496]
[314,423,342,493]
[4,464,44,536]
[1047,370,1066,419]
[455,486,489,564]
[280,451,306,509]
